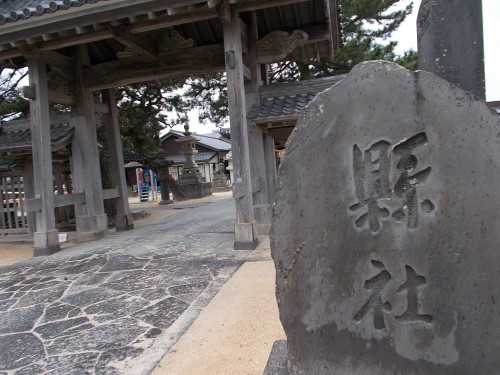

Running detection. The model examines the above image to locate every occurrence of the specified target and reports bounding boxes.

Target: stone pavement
[152,237,286,375]
[0,197,252,375]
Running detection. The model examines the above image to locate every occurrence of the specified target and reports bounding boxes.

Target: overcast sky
[176,0,500,134]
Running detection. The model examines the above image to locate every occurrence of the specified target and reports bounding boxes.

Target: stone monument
[175,124,212,199]
[417,0,485,98]
[271,61,499,374]
[212,162,231,192]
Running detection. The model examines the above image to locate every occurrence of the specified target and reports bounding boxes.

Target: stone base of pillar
[180,181,213,199]
[33,229,61,256]
[234,222,259,250]
[159,199,174,205]
[213,186,232,192]
[76,214,108,242]
[116,213,134,232]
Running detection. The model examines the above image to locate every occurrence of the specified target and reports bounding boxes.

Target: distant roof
[248,75,345,122]
[122,149,144,161]
[162,130,231,152]
[248,92,317,119]
[124,161,142,168]
[0,114,74,156]
[487,101,500,117]
[166,151,217,165]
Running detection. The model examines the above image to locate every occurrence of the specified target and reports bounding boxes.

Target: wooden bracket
[256,30,308,64]
[216,0,231,24]
[112,26,158,59]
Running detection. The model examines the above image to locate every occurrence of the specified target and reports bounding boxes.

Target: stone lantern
[174,124,212,198]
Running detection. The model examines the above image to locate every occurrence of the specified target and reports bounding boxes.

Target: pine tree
[269,0,416,82]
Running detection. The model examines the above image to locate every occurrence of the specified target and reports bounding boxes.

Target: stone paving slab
[0,198,250,375]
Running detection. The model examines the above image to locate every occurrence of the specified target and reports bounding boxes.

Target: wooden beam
[243,64,252,81]
[0,8,218,61]
[238,0,309,12]
[207,0,221,7]
[23,85,111,110]
[103,187,120,200]
[84,44,225,90]
[26,192,86,211]
[111,26,157,58]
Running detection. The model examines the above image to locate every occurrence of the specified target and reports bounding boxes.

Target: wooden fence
[0,174,29,235]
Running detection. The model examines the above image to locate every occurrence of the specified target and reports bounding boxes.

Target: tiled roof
[0,0,107,25]
[0,158,23,172]
[124,161,142,168]
[122,149,144,161]
[248,93,317,119]
[166,151,217,165]
[248,75,345,121]
[162,130,231,152]
[0,115,73,152]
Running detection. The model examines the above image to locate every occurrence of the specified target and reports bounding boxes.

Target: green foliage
[182,73,228,126]
[395,49,418,71]
[115,80,186,160]
[269,0,417,82]
[0,67,29,121]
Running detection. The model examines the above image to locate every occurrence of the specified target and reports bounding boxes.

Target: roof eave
[0,0,208,46]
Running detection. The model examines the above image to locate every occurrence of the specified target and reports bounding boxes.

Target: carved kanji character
[392,132,433,229]
[350,141,391,232]
[354,260,393,330]
[395,265,433,323]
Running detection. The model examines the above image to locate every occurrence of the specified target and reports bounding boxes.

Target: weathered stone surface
[133,297,189,328]
[47,318,147,354]
[84,294,149,316]
[0,197,247,374]
[13,364,45,375]
[35,317,91,340]
[263,340,289,375]
[94,347,143,375]
[41,302,81,323]
[99,253,149,272]
[62,288,122,307]
[0,305,44,334]
[417,0,484,98]
[271,61,500,374]
[0,299,17,312]
[0,333,45,370]
[15,284,67,308]
[101,269,172,291]
[44,352,99,374]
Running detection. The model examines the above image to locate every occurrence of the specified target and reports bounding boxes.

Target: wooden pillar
[22,159,36,237]
[72,45,107,242]
[222,4,258,249]
[101,89,134,231]
[27,58,61,256]
[245,11,273,232]
[263,132,277,205]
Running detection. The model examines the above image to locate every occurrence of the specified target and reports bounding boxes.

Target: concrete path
[0,197,255,374]
[152,237,285,375]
